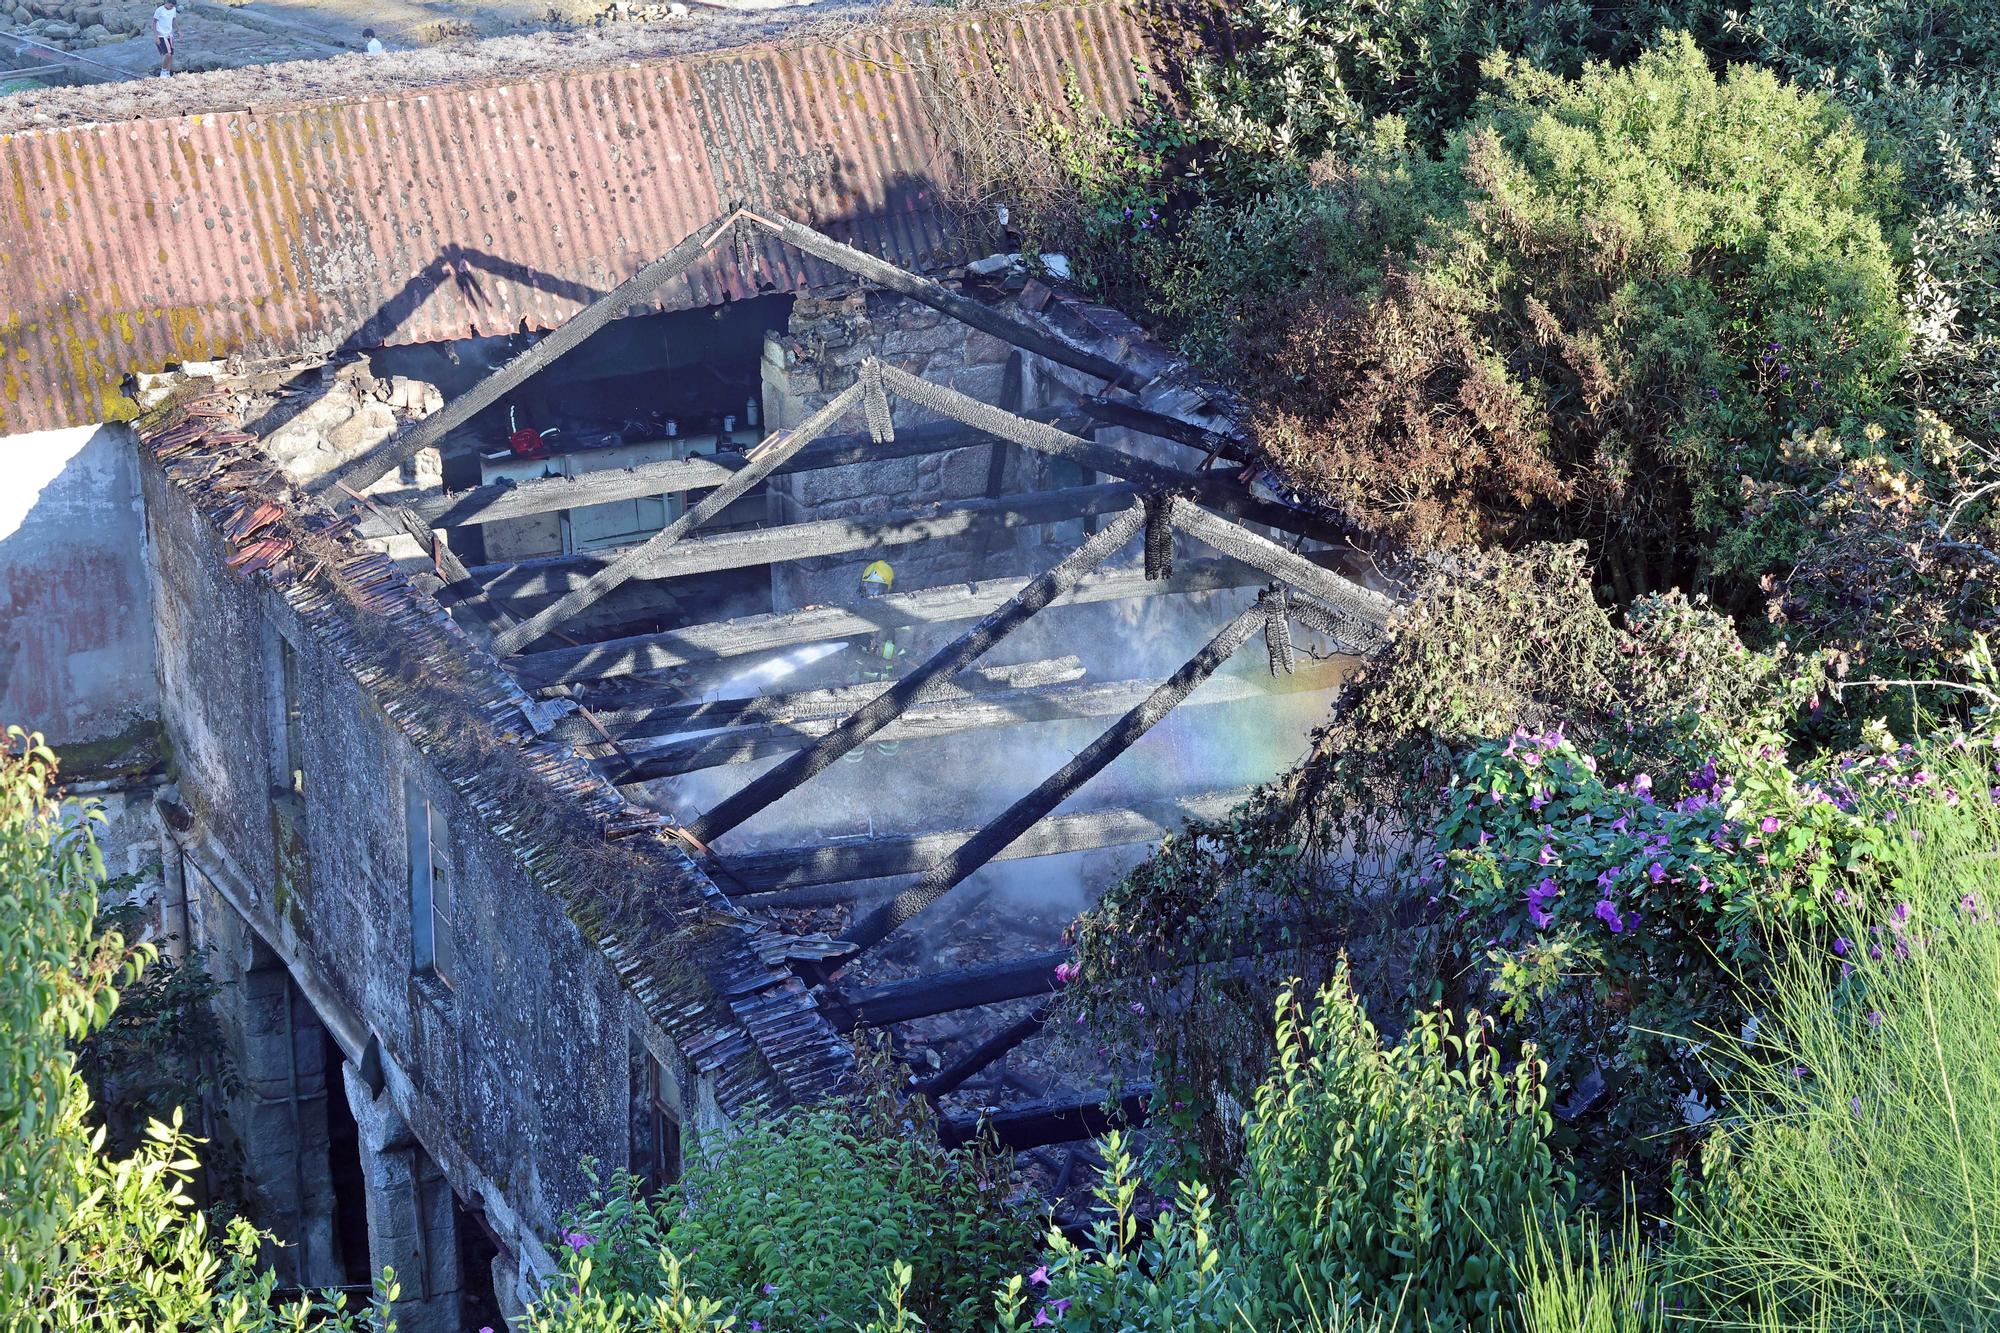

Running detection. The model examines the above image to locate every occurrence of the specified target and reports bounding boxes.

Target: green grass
[1668,757,2000,1329]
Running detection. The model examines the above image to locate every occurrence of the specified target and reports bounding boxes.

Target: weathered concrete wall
[0,423,158,751]
[762,290,1087,610]
[142,452,716,1321]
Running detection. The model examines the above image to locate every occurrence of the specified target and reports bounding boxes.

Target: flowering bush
[1432,722,1937,1192]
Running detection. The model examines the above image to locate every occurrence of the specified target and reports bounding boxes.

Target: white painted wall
[0,423,159,749]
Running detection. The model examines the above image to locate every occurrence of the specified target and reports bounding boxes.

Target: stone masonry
[761,288,1086,610]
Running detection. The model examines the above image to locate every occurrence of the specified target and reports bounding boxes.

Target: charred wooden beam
[835,597,1274,958]
[723,788,1253,897]
[491,382,868,653]
[919,1004,1053,1099]
[740,210,1145,391]
[604,657,1345,782]
[874,363,1351,545]
[370,412,1077,534]
[555,656,1087,748]
[1169,501,1397,641]
[824,950,1068,1030]
[940,1087,1151,1150]
[511,553,1342,690]
[316,213,734,499]
[466,482,1146,602]
[1076,397,1244,462]
[683,505,1148,846]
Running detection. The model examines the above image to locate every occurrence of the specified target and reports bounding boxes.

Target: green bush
[1245,35,1907,581]
[528,1098,1029,1333]
[1232,966,1571,1331]
[0,729,393,1332]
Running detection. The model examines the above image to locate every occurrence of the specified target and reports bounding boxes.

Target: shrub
[1672,750,2000,1325]
[1231,966,1571,1331]
[1245,35,1906,584]
[1433,724,1903,1194]
[530,1097,1029,1333]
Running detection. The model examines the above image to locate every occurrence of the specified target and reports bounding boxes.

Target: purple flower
[1648,862,1667,885]
[1633,773,1653,794]
[1868,1010,1884,1028]
[750,1324,763,1332]
[1833,937,1850,957]
[1595,900,1627,933]
[762,1284,778,1296]
[1760,816,1782,835]
[562,1229,592,1251]
[1129,1001,1145,1016]
[1537,844,1558,866]
[1029,1266,1049,1287]
[1597,867,1621,891]
[1527,877,1559,930]
[1851,1097,1863,1116]
[1033,1310,1052,1329]
[1792,1065,1808,1078]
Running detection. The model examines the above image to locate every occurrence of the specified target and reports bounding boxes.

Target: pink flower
[561,1229,592,1251]
[1033,1310,1052,1328]
[1760,815,1781,834]
[1052,961,1079,985]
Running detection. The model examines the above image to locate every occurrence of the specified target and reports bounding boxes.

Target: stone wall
[142,451,718,1323]
[761,289,1089,610]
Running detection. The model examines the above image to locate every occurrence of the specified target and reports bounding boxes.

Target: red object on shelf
[508,428,548,459]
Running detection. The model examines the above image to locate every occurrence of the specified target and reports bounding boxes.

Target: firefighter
[847,560,905,761]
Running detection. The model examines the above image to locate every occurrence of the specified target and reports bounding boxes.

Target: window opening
[406,781,455,987]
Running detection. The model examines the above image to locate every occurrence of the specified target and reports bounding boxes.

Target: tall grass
[1671,756,2000,1329]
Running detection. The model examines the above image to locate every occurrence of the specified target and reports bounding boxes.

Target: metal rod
[683,504,1147,846]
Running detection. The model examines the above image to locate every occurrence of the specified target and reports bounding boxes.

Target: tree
[0,729,394,1332]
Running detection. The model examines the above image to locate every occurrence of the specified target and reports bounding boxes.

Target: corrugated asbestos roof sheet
[0,0,1157,434]
[142,398,854,1114]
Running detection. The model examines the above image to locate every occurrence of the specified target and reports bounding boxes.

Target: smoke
[639,558,1353,949]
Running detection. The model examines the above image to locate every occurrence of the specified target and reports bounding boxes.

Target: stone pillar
[342,1064,462,1333]
[203,912,346,1287]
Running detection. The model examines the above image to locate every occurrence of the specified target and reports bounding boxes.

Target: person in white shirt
[152,0,176,76]
[362,26,384,53]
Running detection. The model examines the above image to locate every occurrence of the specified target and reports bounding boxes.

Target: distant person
[362,26,384,53]
[152,0,175,77]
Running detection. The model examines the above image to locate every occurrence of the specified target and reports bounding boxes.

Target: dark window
[278,639,305,796]
[406,781,454,987]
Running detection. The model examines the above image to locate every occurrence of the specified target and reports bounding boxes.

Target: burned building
[1,5,1398,1326]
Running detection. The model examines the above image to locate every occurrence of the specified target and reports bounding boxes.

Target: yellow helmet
[861,560,895,593]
